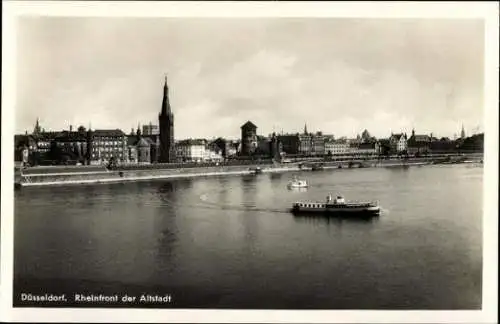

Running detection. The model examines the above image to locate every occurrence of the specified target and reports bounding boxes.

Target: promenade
[14,153,483,188]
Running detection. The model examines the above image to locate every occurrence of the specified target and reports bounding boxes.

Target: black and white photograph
[1,1,498,323]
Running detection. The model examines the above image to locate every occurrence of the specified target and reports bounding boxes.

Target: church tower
[159,75,175,163]
[33,117,41,136]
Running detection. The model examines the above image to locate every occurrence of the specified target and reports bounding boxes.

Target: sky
[15,17,485,140]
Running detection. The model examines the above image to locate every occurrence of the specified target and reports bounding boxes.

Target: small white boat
[287,177,309,189]
[291,195,380,216]
[250,167,263,174]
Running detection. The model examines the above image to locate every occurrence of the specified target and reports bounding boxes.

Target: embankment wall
[16,154,483,187]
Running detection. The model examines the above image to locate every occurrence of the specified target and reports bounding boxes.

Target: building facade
[90,129,127,163]
[240,121,258,156]
[298,133,326,156]
[325,140,350,155]
[142,123,160,136]
[269,133,282,160]
[212,138,228,158]
[356,142,380,155]
[312,134,326,156]
[136,137,153,163]
[127,136,139,163]
[176,139,206,162]
[226,140,240,157]
[256,136,271,156]
[278,134,300,155]
[53,129,89,163]
[159,76,175,163]
[176,139,224,162]
[407,129,431,155]
[389,133,408,153]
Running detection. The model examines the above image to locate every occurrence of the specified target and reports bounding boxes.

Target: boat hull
[291,203,380,217]
[287,184,309,189]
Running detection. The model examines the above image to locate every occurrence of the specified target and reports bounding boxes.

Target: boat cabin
[334,196,345,204]
[326,195,345,204]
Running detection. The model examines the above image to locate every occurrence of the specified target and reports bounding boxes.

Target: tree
[459,134,484,152]
[361,129,371,142]
[77,125,86,133]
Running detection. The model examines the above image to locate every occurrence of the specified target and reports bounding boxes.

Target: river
[13,164,483,309]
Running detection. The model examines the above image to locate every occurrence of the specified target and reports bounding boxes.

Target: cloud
[15,17,484,140]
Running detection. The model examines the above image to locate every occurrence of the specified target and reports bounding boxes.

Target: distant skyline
[16,17,484,139]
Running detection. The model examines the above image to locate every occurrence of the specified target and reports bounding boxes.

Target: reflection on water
[269,173,284,180]
[14,164,483,309]
[293,214,379,227]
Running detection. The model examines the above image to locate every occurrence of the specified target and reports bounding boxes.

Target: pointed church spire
[461,124,466,138]
[159,74,175,163]
[33,117,41,135]
[304,123,308,135]
[161,73,171,116]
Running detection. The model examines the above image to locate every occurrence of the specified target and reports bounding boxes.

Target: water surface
[14,164,483,309]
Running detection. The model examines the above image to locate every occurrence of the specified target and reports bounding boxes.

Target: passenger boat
[287,176,309,189]
[291,195,380,216]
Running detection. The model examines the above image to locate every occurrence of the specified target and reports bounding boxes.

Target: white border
[1,1,498,323]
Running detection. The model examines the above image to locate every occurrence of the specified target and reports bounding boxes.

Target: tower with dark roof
[159,75,175,163]
[240,121,258,156]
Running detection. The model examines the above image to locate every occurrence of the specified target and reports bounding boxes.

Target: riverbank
[15,155,483,188]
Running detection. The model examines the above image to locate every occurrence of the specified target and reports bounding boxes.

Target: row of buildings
[238,121,476,158]
[15,118,481,166]
[15,123,235,165]
[15,76,482,166]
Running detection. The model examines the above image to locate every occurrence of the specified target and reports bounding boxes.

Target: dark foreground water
[14,164,483,309]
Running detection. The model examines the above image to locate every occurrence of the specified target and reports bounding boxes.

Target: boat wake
[379,207,390,214]
[198,192,288,214]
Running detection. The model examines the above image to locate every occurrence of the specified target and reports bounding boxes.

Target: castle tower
[240,121,257,156]
[159,75,175,163]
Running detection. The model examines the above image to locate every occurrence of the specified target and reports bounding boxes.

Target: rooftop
[390,133,406,140]
[177,139,207,146]
[93,129,126,137]
[241,121,257,130]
